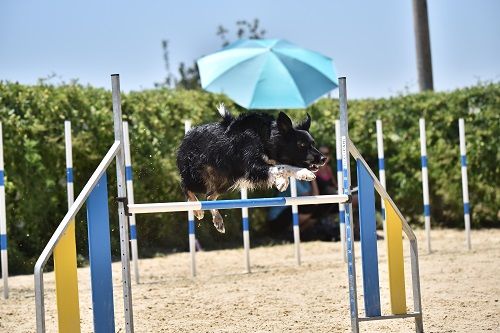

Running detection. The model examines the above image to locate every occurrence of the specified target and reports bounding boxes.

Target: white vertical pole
[184,120,196,277]
[335,120,346,263]
[240,187,251,273]
[64,121,75,207]
[123,121,140,284]
[0,123,8,299]
[376,120,387,236]
[419,118,431,254]
[459,119,471,250]
[290,177,301,265]
[188,210,196,277]
[111,74,134,332]
[339,77,359,332]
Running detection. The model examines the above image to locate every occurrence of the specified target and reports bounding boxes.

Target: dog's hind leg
[206,192,225,233]
[186,191,204,220]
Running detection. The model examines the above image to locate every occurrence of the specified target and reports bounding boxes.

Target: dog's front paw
[274,176,289,192]
[212,213,225,233]
[295,168,316,181]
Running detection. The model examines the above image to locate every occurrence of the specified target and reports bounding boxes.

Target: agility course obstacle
[459,118,471,250]
[0,123,8,299]
[376,119,387,235]
[123,121,141,282]
[335,120,347,262]
[34,75,424,333]
[419,118,432,254]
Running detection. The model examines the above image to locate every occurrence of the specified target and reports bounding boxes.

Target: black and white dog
[176,104,326,233]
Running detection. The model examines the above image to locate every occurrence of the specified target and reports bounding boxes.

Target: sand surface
[0,228,499,332]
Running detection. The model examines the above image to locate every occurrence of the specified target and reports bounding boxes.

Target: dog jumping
[176,104,326,233]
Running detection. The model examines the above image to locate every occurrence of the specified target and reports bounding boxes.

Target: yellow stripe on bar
[53,220,81,332]
[384,199,407,314]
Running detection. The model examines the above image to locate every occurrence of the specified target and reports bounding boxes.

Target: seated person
[267,179,339,241]
[316,145,337,195]
[317,145,360,240]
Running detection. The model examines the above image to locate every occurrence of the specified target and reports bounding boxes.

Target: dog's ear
[277,112,293,133]
[296,113,311,131]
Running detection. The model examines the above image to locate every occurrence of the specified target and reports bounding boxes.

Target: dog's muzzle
[306,156,327,172]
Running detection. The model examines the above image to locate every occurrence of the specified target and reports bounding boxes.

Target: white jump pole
[123,121,140,283]
[290,177,301,265]
[459,119,471,250]
[335,120,346,263]
[184,120,196,277]
[419,118,431,254]
[240,187,251,273]
[376,120,387,237]
[0,123,8,299]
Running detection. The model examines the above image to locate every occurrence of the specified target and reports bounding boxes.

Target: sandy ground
[0,228,499,333]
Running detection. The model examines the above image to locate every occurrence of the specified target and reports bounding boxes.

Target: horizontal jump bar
[128,194,349,214]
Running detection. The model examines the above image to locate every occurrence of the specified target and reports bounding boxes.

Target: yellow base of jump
[384,199,407,315]
[53,220,81,333]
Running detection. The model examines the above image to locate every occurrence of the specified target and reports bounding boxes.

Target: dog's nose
[320,156,327,164]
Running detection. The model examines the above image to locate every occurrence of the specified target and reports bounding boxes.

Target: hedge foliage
[0,81,498,274]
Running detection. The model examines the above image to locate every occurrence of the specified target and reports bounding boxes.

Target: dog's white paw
[212,213,225,233]
[194,210,204,220]
[274,176,289,192]
[295,168,316,181]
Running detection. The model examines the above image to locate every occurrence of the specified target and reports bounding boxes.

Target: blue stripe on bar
[421,156,427,168]
[129,225,137,240]
[424,204,430,217]
[0,170,4,186]
[201,197,286,210]
[125,166,133,181]
[188,219,195,235]
[292,212,299,227]
[86,174,116,333]
[242,217,249,231]
[339,210,345,224]
[464,202,470,215]
[461,155,467,167]
[336,159,342,171]
[357,160,382,317]
[381,208,385,220]
[0,234,7,250]
[378,158,385,171]
[66,167,73,183]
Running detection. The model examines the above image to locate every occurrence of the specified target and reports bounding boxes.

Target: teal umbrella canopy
[197,39,338,109]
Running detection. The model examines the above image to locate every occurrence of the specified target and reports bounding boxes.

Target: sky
[1,0,499,99]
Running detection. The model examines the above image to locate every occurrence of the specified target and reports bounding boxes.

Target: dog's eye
[298,142,307,148]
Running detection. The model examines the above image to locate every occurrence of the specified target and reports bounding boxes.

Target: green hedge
[0,81,498,275]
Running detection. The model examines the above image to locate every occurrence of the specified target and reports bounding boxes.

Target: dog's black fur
[176,105,326,233]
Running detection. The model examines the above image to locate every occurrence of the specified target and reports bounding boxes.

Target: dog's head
[273,112,326,172]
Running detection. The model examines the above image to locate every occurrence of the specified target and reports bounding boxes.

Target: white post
[188,210,196,277]
[335,120,346,262]
[240,187,251,273]
[123,121,140,284]
[64,121,75,207]
[184,120,196,277]
[0,123,8,299]
[459,119,471,250]
[376,120,387,237]
[290,177,301,265]
[419,118,431,254]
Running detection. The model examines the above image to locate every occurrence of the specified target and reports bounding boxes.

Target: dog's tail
[217,103,234,127]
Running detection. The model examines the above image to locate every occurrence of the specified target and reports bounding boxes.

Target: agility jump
[34,75,424,333]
